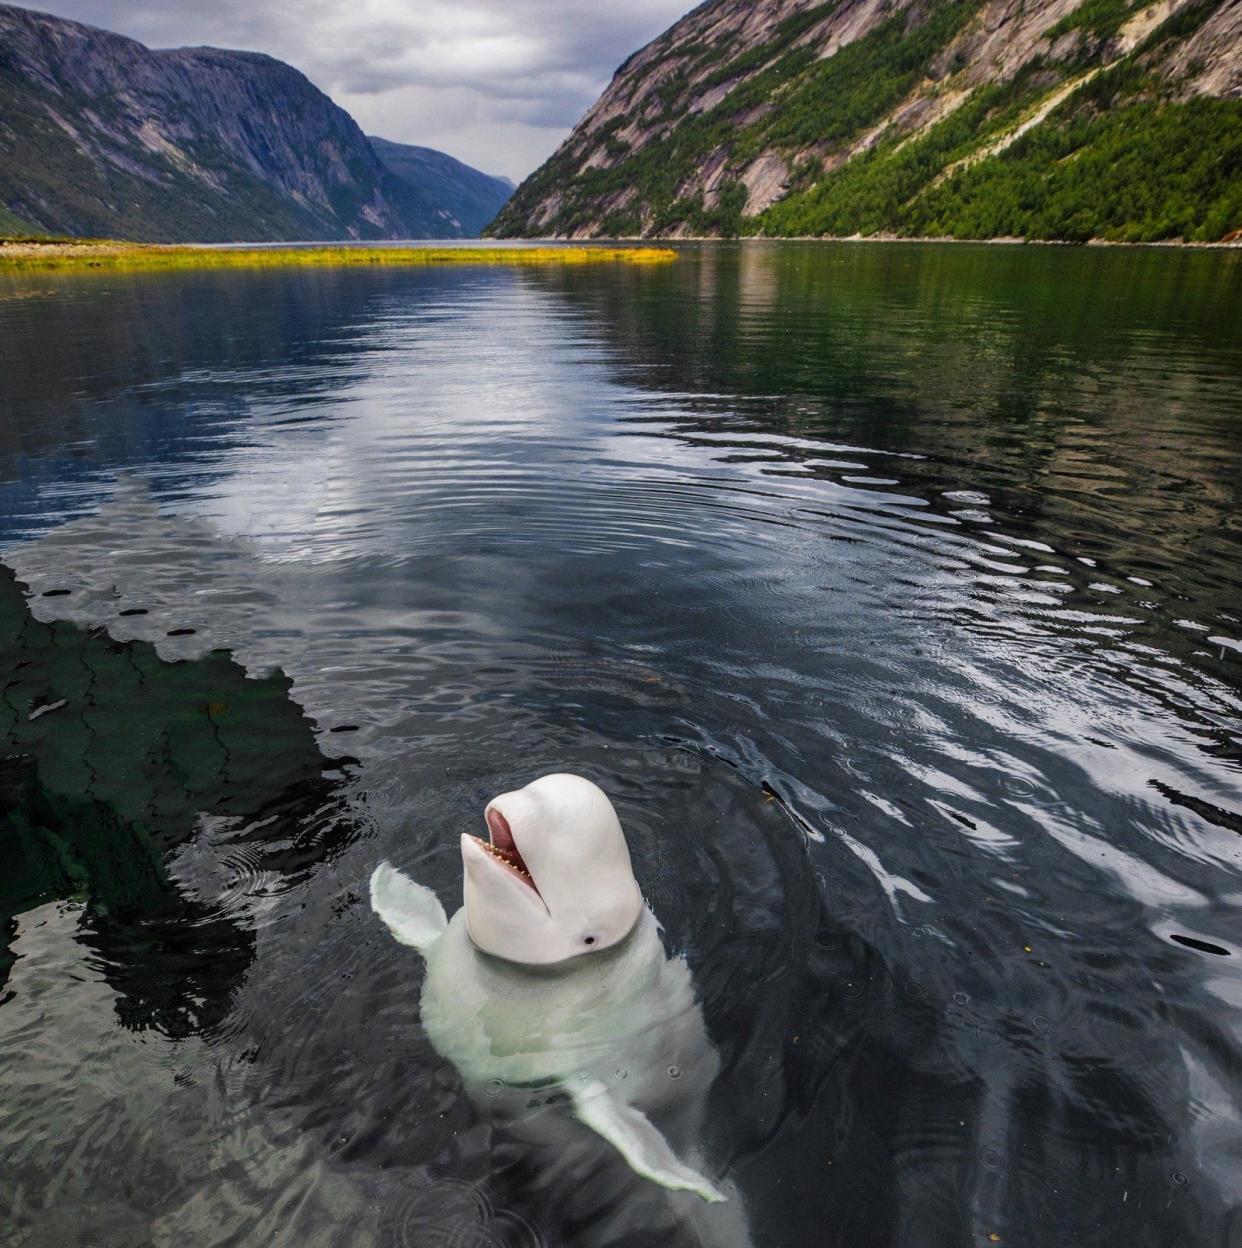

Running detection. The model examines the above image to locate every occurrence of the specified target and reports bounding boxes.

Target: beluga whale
[370,773,746,1229]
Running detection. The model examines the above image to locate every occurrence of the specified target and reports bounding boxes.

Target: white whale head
[461,773,644,965]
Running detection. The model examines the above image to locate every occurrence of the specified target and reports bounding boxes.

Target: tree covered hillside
[489,0,1241,243]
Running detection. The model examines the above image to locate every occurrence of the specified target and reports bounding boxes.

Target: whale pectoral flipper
[569,1079,726,1204]
[370,862,448,956]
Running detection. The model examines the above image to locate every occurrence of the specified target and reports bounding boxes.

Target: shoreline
[3,236,1235,277]
[0,239,678,272]
[753,234,1242,249]
[497,232,1242,251]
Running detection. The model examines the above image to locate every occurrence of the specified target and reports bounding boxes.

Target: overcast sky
[29,0,695,180]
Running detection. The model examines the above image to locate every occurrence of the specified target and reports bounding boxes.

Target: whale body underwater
[370,772,752,1239]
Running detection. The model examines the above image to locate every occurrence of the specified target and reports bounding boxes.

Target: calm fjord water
[1,243,1240,1247]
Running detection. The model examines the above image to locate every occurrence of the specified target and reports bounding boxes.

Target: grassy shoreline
[0,238,678,272]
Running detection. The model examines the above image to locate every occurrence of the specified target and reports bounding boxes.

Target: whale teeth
[484,840,530,879]
[471,831,537,893]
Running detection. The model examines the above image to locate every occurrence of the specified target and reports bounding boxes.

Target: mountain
[369,138,513,238]
[0,4,509,241]
[489,0,1242,244]
[0,202,38,235]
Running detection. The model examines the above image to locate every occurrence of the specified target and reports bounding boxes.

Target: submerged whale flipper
[569,1079,726,1204]
[370,862,448,956]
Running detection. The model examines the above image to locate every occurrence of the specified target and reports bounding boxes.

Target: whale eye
[584,936,596,945]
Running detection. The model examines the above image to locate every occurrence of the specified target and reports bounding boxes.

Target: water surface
[1,243,1240,1247]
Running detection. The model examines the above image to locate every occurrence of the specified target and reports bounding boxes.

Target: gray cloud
[23,0,694,179]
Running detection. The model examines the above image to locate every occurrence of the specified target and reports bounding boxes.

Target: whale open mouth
[470,805,539,894]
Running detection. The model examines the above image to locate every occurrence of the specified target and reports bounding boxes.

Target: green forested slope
[762,92,1242,242]
[490,0,1241,243]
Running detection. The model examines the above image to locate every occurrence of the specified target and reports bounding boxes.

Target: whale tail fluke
[370,862,448,956]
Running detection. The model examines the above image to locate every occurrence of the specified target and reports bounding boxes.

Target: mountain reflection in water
[0,244,1239,1247]
[0,561,356,1034]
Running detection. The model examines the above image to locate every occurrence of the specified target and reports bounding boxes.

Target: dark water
[1,243,1240,1248]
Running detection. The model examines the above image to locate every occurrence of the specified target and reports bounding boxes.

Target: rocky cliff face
[0,4,508,241]
[490,0,1241,243]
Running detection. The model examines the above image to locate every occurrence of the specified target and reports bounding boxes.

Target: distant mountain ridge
[490,0,1241,243]
[369,138,513,238]
[0,4,511,241]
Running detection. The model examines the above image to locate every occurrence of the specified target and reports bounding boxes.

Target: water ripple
[1,247,1240,1245]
